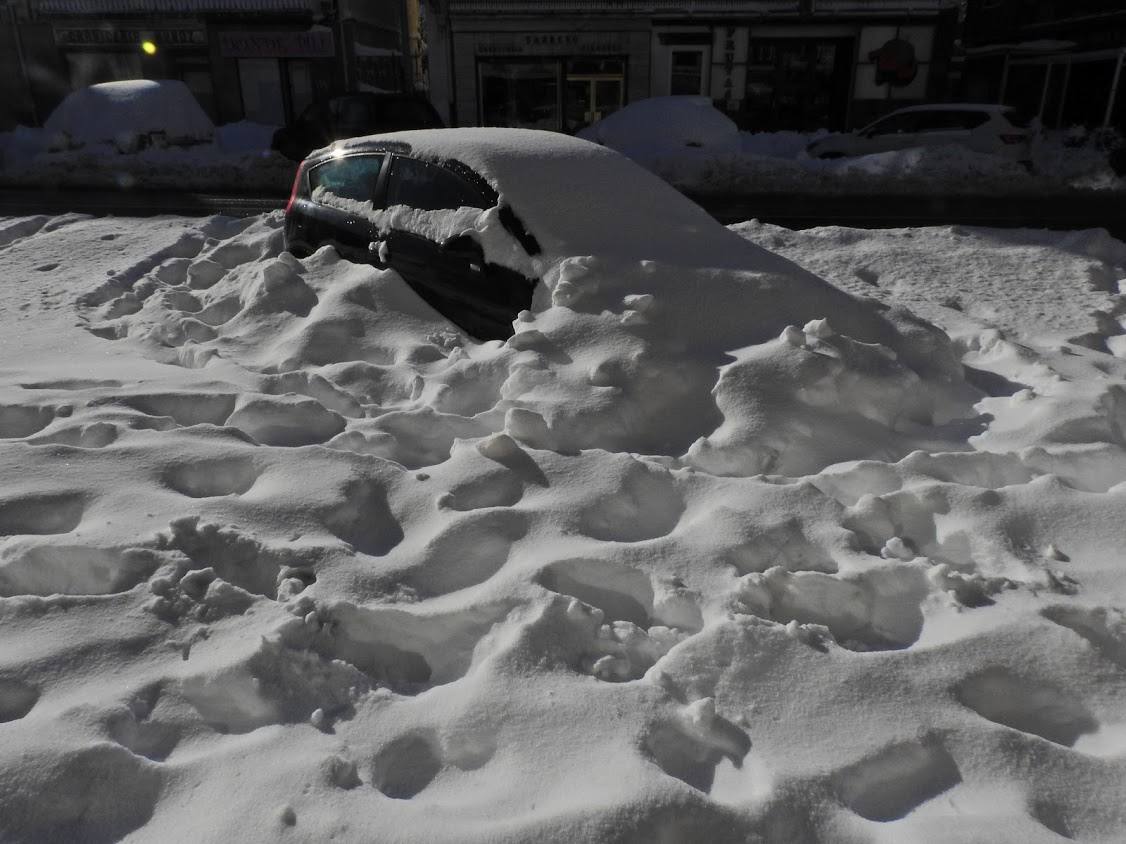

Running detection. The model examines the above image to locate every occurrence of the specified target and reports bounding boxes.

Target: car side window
[308,154,383,203]
[867,113,918,136]
[915,111,989,133]
[386,157,491,211]
[952,111,990,130]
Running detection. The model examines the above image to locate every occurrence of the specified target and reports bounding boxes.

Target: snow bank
[216,121,279,154]
[632,128,1125,195]
[0,125,294,193]
[0,83,287,191]
[44,80,214,153]
[1,148,1125,840]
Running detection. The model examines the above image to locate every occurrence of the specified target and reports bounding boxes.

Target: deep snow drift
[0,202,1125,842]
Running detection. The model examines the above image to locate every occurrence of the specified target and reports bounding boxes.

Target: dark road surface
[1,186,1124,239]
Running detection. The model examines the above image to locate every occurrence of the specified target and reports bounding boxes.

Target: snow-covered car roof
[883,103,1018,115]
[44,79,214,149]
[320,128,795,272]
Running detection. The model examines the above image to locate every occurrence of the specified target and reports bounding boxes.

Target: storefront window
[741,38,852,130]
[670,50,705,96]
[479,57,626,132]
[479,61,560,130]
[66,52,142,89]
[238,58,285,125]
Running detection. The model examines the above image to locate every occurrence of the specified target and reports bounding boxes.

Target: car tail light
[285,162,307,215]
[1000,133,1027,145]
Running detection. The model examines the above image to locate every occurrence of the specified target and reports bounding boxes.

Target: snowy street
[1,201,1125,841]
[4,188,1126,243]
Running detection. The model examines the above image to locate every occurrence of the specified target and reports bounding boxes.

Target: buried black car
[284,139,540,341]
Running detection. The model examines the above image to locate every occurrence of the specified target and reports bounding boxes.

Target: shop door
[564,59,624,132]
[238,58,286,125]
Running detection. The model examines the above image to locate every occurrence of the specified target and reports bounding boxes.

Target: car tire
[817,152,845,160]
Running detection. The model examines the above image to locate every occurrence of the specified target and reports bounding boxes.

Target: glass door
[238,58,285,125]
[564,59,625,132]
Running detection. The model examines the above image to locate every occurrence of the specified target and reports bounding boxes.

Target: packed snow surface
[1,146,1126,839]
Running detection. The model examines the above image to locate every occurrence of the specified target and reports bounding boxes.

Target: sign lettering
[54,27,206,47]
[218,30,335,58]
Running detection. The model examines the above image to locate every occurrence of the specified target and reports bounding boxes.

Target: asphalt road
[1,186,1124,239]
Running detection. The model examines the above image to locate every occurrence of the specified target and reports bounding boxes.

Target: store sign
[218,30,334,59]
[869,38,918,87]
[477,32,625,57]
[54,27,206,48]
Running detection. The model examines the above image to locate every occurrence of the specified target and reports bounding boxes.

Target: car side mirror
[442,234,483,258]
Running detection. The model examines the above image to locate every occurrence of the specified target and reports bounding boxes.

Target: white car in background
[805,104,1037,166]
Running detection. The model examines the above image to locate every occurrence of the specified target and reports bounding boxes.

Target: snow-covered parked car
[44,79,214,154]
[282,129,975,465]
[577,95,739,156]
[805,104,1036,165]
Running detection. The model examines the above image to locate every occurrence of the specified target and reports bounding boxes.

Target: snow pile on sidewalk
[0,203,1125,841]
[621,129,1124,195]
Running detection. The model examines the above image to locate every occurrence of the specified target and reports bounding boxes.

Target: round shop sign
[869,38,918,87]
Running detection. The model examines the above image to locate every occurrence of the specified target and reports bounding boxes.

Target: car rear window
[308,154,383,203]
[866,112,921,136]
[386,157,491,210]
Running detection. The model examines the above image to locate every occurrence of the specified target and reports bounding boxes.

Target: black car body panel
[283,142,537,341]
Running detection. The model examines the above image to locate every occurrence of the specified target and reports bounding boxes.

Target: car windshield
[4,7,1126,844]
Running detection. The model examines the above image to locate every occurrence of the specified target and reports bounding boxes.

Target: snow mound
[0,198,1125,841]
[43,79,214,153]
[577,95,739,156]
[216,121,279,154]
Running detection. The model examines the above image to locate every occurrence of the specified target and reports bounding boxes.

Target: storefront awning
[35,0,323,14]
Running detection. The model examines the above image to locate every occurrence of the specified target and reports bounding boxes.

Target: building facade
[0,0,416,129]
[425,0,958,133]
[962,0,1126,130]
